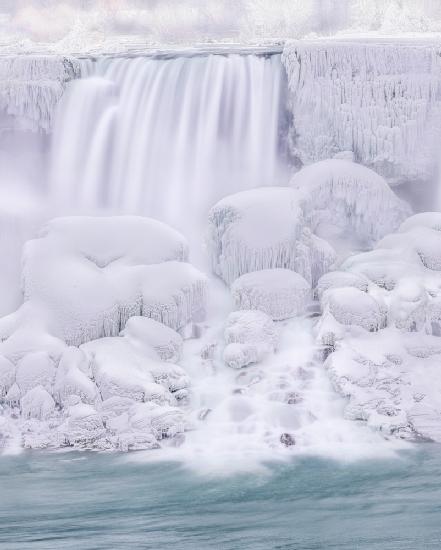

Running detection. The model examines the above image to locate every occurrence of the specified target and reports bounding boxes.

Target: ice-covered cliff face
[49,53,288,232]
[282,40,441,182]
[0,55,81,132]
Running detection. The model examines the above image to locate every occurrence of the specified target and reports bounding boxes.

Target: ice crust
[231,268,311,321]
[0,55,81,132]
[0,215,203,451]
[282,40,441,182]
[320,212,441,442]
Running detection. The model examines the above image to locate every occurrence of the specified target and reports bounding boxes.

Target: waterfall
[49,53,288,235]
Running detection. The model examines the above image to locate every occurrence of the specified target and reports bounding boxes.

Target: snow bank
[223,310,278,369]
[282,40,441,181]
[208,187,336,286]
[291,159,411,243]
[231,268,311,321]
[0,55,81,132]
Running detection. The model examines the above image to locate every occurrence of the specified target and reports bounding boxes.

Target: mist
[1,0,441,52]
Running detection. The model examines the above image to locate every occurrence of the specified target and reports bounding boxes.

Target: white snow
[291,159,411,243]
[208,187,336,286]
[121,317,184,363]
[231,268,311,321]
[282,39,441,182]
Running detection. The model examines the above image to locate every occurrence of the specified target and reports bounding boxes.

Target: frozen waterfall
[50,53,288,233]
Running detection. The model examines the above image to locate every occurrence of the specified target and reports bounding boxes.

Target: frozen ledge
[282,37,441,183]
[0,55,81,132]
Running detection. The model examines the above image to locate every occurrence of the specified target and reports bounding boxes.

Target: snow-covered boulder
[316,271,370,300]
[290,159,411,244]
[81,337,173,405]
[231,268,311,321]
[121,316,183,363]
[322,287,387,332]
[21,386,55,420]
[223,310,278,369]
[19,216,206,345]
[15,351,56,395]
[208,187,336,286]
[63,403,105,447]
[53,347,98,406]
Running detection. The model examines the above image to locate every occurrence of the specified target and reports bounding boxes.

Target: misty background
[1,0,441,52]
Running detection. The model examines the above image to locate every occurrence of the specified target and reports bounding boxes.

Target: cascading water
[50,53,288,239]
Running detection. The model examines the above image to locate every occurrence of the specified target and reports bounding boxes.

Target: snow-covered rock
[21,386,55,420]
[121,316,183,363]
[208,187,336,286]
[282,40,441,181]
[316,271,370,300]
[321,287,387,332]
[231,268,311,321]
[15,351,56,395]
[19,216,206,345]
[0,55,81,132]
[291,159,411,243]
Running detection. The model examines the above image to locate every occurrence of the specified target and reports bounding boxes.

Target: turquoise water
[0,448,441,549]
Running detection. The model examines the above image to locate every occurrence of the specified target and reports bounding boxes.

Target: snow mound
[316,271,370,300]
[121,317,183,363]
[19,216,206,345]
[231,268,311,321]
[223,310,278,369]
[0,55,81,132]
[322,287,387,332]
[208,187,336,286]
[291,159,411,243]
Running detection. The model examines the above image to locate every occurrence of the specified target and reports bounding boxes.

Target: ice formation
[291,160,411,243]
[0,55,81,132]
[15,216,206,345]
[231,269,311,321]
[319,212,441,442]
[0,215,205,451]
[208,187,336,286]
[223,310,278,369]
[282,39,441,181]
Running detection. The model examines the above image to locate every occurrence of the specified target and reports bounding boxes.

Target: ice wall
[282,39,441,182]
[0,55,81,132]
